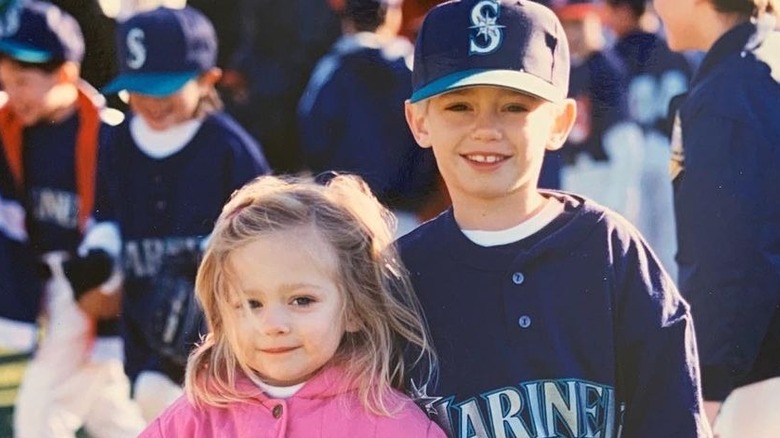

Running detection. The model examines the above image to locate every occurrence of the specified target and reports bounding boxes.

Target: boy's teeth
[468,154,502,163]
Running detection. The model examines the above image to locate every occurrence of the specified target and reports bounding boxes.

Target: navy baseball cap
[410,0,570,103]
[103,6,217,97]
[0,1,84,64]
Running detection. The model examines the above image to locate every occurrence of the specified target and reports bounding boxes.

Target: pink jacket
[139,367,446,437]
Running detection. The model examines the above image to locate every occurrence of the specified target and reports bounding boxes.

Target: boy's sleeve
[612,227,711,437]
[674,113,780,401]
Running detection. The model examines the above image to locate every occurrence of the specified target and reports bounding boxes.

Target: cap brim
[0,41,53,63]
[102,72,200,97]
[410,69,565,103]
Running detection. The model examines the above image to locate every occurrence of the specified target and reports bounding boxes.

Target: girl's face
[128,79,201,131]
[228,227,354,387]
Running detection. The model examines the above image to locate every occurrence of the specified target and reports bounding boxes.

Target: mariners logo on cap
[126,28,147,70]
[469,0,505,55]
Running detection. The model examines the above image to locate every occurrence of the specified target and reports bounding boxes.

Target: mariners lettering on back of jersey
[123,236,200,278]
[413,378,622,438]
[669,112,684,180]
[469,0,505,55]
[31,188,79,230]
[126,28,147,69]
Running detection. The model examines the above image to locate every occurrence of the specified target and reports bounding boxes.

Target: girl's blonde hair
[185,173,436,415]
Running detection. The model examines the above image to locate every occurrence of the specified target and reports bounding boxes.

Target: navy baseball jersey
[399,192,706,437]
[614,31,692,138]
[298,35,437,211]
[0,147,41,324]
[563,50,628,163]
[0,97,122,335]
[672,21,780,401]
[92,112,270,383]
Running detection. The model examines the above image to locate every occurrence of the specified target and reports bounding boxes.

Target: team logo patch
[669,112,684,180]
[469,0,505,55]
[126,27,147,69]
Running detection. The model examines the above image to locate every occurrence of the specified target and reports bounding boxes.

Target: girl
[653,0,780,436]
[84,6,270,422]
[140,174,445,437]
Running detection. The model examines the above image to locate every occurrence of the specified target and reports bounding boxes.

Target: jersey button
[272,404,283,418]
[518,315,532,328]
[511,272,525,285]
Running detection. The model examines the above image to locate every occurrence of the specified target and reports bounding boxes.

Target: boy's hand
[77,287,122,320]
[703,400,722,437]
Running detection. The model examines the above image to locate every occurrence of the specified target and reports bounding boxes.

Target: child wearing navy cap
[0,1,147,437]
[401,0,709,436]
[91,5,271,422]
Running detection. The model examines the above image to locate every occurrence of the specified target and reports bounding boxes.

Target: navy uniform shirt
[399,193,707,437]
[298,34,437,212]
[93,112,270,383]
[672,21,780,401]
[562,49,629,163]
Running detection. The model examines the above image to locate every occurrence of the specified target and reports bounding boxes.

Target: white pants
[562,122,644,226]
[133,370,184,423]
[636,132,678,281]
[713,377,780,438]
[13,252,145,438]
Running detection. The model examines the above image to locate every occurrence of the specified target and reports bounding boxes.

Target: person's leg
[81,359,146,438]
[714,377,780,438]
[133,370,184,422]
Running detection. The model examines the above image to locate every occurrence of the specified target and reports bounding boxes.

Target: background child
[140,174,444,437]
[298,0,438,237]
[653,0,780,435]
[0,2,146,436]
[401,0,709,436]
[86,5,271,422]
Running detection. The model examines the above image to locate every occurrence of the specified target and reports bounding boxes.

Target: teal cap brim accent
[410,69,565,103]
[102,71,200,97]
[0,40,53,63]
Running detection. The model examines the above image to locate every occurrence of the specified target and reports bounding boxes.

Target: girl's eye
[247,299,262,309]
[291,297,315,307]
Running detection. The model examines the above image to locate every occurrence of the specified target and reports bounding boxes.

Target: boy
[0,2,145,436]
[400,0,709,436]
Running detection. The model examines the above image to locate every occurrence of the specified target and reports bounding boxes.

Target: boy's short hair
[342,0,397,31]
[0,1,84,65]
[409,0,570,103]
[103,6,217,97]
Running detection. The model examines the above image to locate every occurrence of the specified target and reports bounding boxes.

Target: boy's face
[406,86,574,207]
[0,59,68,126]
[128,78,202,131]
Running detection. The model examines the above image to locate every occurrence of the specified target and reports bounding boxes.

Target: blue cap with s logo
[103,6,217,97]
[410,0,569,103]
[0,1,84,64]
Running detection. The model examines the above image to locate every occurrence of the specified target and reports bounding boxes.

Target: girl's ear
[405,100,433,149]
[546,98,577,151]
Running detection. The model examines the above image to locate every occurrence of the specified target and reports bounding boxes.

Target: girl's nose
[259,307,291,336]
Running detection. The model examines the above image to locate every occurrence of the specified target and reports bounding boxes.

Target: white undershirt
[462,198,564,247]
[129,116,203,159]
[251,376,306,399]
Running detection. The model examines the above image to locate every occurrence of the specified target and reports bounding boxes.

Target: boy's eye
[291,297,315,307]
[504,103,529,113]
[444,103,470,112]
